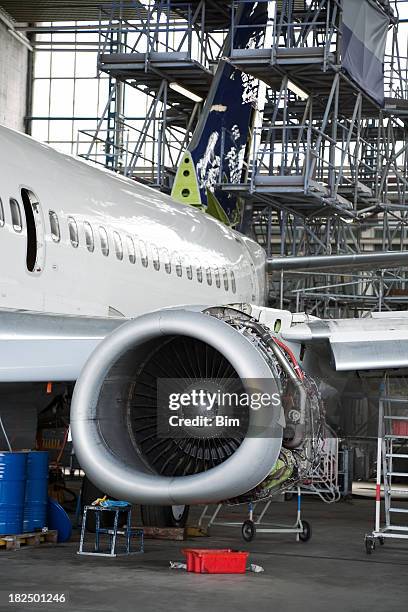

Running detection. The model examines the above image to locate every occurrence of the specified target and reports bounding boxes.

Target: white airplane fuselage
[0,125,266,318]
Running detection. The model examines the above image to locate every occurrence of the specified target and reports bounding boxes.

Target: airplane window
[231,270,236,294]
[99,226,109,256]
[139,240,148,267]
[68,217,79,248]
[186,264,193,280]
[174,253,183,277]
[206,267,213,286]
[49,211,60,242]
[0,198,4,227]
[84,221,94,253]
[162,248,171,274]
[151,244,160,271]
[197,265,203,283]
[10,198,22,233]
[222,268,228,291]
[127,236,136,264]
[215,268,221,288]
[113,231,123,261]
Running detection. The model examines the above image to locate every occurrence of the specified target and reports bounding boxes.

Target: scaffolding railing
[98,0,222,71]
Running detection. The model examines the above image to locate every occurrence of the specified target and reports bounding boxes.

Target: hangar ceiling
[0,0,141,22]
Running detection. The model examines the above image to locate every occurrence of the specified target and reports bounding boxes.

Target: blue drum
[0,452,27,535]
[23,451,49,532]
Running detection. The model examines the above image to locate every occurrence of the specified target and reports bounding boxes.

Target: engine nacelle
[70,308,290,505]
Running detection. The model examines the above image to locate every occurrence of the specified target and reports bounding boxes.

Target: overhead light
[169,82,203,103]
[287,79,309,101]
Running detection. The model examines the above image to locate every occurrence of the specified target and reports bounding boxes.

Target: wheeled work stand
[198,487,311,543]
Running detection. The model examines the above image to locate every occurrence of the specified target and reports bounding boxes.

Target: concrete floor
[1,498,408,612]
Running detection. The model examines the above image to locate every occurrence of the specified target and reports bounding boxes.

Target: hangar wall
[0,17,28,131]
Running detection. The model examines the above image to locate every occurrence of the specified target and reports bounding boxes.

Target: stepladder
[365,377,408,554]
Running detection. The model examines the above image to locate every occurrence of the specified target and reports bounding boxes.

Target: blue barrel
[0,452,27,535]
[23,451,49,533]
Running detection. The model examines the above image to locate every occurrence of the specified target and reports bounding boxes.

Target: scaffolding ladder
[365,381,408,554]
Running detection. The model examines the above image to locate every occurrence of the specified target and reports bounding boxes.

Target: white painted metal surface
[0,124,266,319]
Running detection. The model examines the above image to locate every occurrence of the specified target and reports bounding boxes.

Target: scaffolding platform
[98,52,212,103]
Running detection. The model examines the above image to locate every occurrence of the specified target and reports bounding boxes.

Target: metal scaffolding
[22,0,408,316]
[79,0,225,186]
[225,0,408,315]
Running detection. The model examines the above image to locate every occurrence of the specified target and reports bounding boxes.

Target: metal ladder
[365,379,408,553]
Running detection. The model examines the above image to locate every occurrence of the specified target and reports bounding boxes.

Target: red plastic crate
[182,549,230,572]
[182,549,248,574]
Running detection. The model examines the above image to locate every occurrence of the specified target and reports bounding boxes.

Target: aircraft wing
[0,310,123,382]
[268,251,408,272]
[281,311,408,371]
[2,307,408,382]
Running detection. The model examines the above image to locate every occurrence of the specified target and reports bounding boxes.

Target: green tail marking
[171,151,202,208]
[206,189,231,226]
[171,151,230,225]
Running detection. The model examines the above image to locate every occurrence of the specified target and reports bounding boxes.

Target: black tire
[140,504,189,528]
[242,519,256,542]
[81,476,115,532]
[299,520,312,542]
[365,537,375,555]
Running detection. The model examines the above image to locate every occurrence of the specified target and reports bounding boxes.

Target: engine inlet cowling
[70,309,284,505]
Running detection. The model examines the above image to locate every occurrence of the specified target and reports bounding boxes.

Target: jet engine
[70,307,324,505]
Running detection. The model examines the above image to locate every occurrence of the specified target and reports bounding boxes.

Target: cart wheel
[365,537,375,555]
[299,520,312,542]
[242,520,256,542]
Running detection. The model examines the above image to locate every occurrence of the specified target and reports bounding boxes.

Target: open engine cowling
[70,308,285,505]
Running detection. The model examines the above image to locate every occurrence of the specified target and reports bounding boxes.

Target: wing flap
[282,314,408,371]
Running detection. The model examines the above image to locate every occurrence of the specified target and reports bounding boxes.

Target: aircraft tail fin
[185,2,267,224]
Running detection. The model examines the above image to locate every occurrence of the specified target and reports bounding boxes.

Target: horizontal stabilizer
[268,251,408,272]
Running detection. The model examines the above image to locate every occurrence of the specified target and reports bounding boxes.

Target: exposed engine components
[71,306,325,506]
[204,307,325,504]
